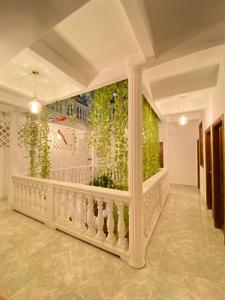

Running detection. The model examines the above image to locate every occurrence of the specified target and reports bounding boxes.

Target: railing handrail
[143,168,168,195]
[50,164,92,173]
[13,175,131,203]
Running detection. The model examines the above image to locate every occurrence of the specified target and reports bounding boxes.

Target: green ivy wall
[89,80,160,189]
[142,96,160,181]
[23,81,160,184]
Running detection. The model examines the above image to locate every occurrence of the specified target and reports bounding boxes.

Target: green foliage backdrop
[22,110,51,178]
[89,81,160,189]
[89,80,128,190]
[142,96,160,181]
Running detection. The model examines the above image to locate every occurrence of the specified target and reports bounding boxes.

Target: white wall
[168,120,199,186]
[50,134,90,170]
[200,57,225,199]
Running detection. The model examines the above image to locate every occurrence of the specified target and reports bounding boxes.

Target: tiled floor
[1,185,225,299]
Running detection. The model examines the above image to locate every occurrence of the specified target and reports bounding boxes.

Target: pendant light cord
[32,70,38,99]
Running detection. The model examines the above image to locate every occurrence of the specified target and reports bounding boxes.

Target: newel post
[8,112,19,210]
[127,66,145,268]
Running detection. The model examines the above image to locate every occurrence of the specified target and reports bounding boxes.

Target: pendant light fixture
[28,70,42,114]
[179,115,188,126]
[178,95,188,126]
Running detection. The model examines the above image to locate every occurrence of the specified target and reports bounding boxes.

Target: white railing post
[127,65,145,268]
[46,185,55,228]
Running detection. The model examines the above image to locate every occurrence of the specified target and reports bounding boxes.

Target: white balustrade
[50,165,94,185]
[75,102,88,122]
[11,169,168,267]
[143,168,169,248]
[12,175,131,261]
[13,178,47,222]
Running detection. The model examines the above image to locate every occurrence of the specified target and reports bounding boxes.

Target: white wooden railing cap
[12,175,131,203]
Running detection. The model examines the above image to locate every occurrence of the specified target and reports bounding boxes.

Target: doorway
[212,115,224,230]
[205,127,212,210]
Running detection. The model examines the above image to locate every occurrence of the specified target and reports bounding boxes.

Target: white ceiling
[0,0,225,118]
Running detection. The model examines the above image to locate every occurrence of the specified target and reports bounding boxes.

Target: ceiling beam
[120,0,156,60]
[30,30,98,89]
[0,85,30,109]
[0,0,90,65]
[150,64,219,100]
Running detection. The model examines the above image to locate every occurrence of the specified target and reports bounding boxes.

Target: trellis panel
[0,119,10,148]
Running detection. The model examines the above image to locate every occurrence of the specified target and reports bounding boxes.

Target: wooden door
[219,126,224,229]
[205,128,212,209]
[212,115,224,230]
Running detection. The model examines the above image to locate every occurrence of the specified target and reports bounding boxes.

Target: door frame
[205,126,212,209]
[197,139,200,189]
[212,114,224,229]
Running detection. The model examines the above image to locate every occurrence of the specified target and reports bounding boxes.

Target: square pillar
[128,66,145,268]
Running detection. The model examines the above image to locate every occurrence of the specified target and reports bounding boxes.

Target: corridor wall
[201,57,225,199]
[168,120,199,186]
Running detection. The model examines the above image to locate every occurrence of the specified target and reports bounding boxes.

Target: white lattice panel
[49,124,78,153]
[0,119,10,148]
[18,124,24,148]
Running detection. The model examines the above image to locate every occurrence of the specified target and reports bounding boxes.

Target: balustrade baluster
[14,182,18,207]
[16,182,21,207]
[24,184,28,210]
[95,198,105,241]
[77,192,86,232]
[39,187,45,213]
[71,192,78,227]
[106,201,116,245]
[87,195,95,236]
[33,184,38,212]
[67,191,76,226]
[30,183,35,212]
[61,190,67,223]
[116,203,128,250]
[54,189,61,221]
[21,183,26,209]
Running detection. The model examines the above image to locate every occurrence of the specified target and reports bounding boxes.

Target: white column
[127,66,145,268]
[8,112,19,209]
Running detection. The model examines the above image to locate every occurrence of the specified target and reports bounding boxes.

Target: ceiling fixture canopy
[28,70,42,114]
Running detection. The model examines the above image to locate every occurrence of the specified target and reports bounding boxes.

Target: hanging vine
[22,115,39,177]
[89,80,128,190]
[22,109,51,178]
[38,110,51,178]
[142,96,160,181]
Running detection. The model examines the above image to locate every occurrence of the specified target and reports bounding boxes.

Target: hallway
[1,185,225,300]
